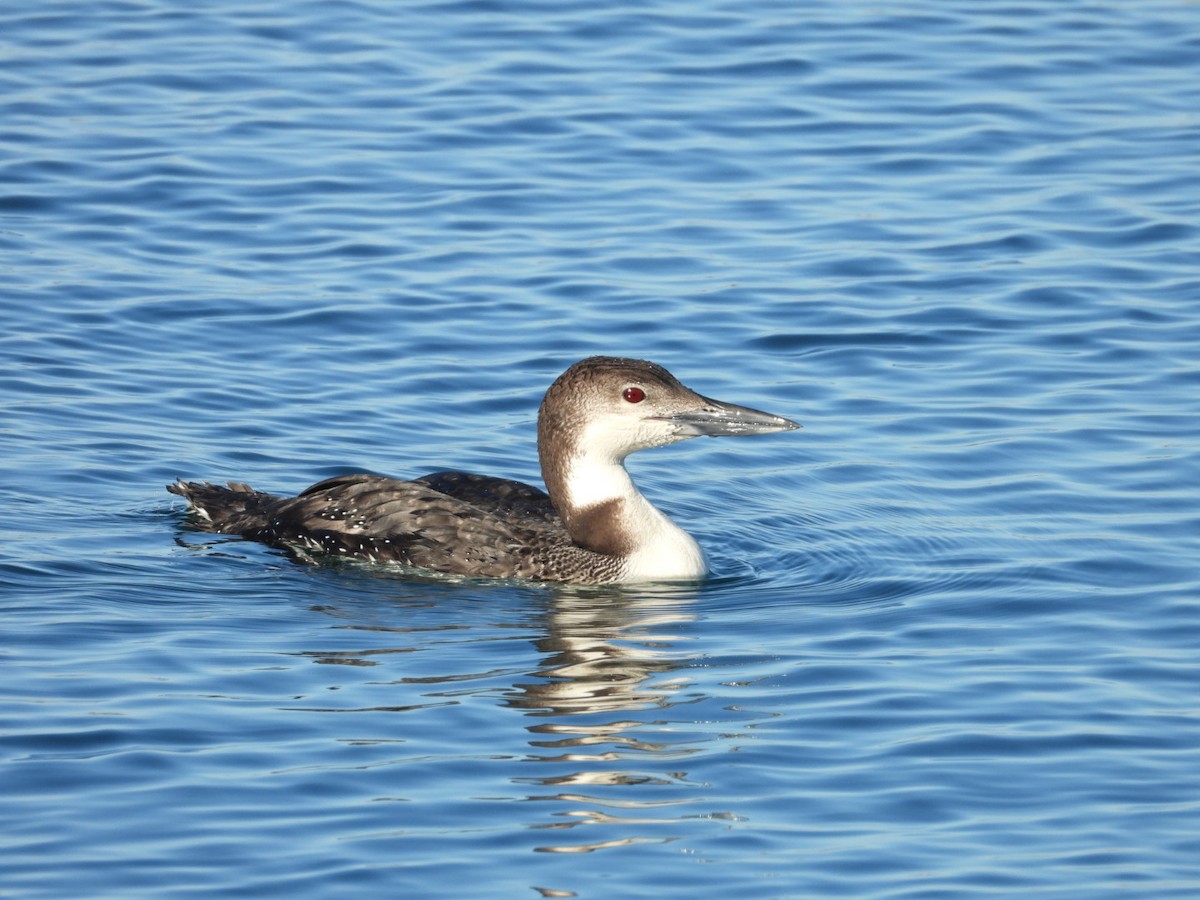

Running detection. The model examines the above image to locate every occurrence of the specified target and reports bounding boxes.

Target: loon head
[535,356,798,577]
[537,356,799,464]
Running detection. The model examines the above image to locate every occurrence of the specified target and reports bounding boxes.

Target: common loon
[168,356,798,584]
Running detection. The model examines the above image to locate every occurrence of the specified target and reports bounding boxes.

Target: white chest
[564,456,708,582]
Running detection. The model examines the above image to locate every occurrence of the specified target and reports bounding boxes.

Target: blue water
[3,0,1200,896]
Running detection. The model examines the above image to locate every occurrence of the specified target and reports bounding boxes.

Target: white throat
[562,453,708,582]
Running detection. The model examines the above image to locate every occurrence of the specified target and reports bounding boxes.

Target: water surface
[3,1,1200,897]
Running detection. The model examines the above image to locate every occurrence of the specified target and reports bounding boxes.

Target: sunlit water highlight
[3,1,1199,897]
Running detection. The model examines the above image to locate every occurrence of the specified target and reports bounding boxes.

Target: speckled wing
[269,472,572,579]
[413,470,561,526]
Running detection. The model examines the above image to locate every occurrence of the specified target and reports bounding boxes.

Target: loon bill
[168,356,799,584]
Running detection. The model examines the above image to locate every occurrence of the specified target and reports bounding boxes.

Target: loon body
[168,356,798,584]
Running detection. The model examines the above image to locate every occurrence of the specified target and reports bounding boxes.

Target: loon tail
[167,480,281,535]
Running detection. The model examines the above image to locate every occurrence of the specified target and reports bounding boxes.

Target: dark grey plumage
[168,355,799,584]
[168,471,625,583]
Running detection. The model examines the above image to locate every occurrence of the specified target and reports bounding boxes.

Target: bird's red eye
[623,386,646,404]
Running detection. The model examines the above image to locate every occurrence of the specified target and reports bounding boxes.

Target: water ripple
[4,0,1200,897]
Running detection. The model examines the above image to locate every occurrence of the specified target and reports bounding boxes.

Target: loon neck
[540,436,707,580]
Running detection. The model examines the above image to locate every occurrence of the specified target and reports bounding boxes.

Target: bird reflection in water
[507,586,696,717]
[299,581,738,862]
[505,587,732,856]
